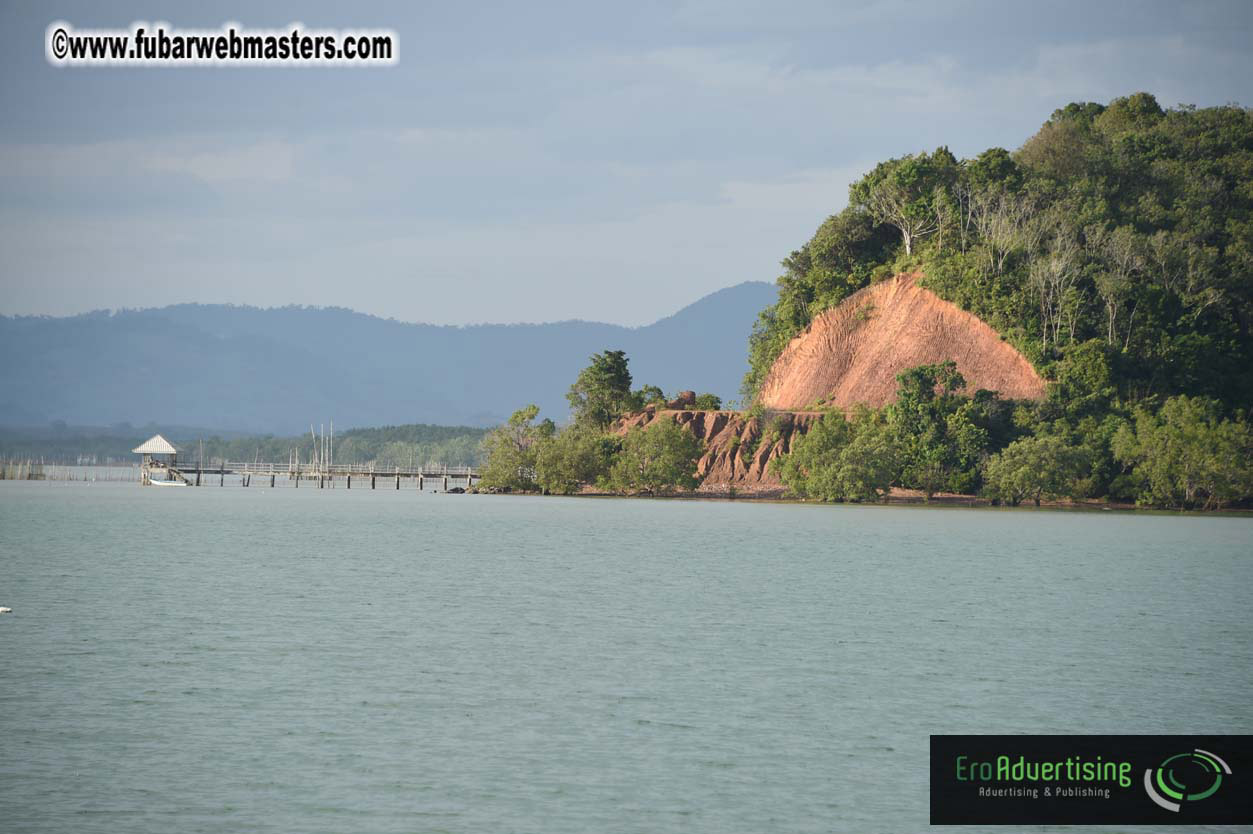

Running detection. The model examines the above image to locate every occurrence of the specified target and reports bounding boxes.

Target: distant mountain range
[0,282,776,433]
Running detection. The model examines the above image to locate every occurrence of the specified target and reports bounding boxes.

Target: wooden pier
[133,432,479,491]
[155,460,480,490]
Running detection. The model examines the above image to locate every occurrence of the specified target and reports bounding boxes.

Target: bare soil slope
[757,273,1047,409]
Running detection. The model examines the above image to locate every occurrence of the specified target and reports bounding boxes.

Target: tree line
[478,346,1251,510]
[0,422,488,468]
[193,423,488,468]
[778,362,1251,510]
[478,350,713,495]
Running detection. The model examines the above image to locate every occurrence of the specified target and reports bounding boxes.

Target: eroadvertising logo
[1143,749,1231,812]
[930,735,1252,825]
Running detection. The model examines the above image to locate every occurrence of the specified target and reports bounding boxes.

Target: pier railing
[170,460,478,478]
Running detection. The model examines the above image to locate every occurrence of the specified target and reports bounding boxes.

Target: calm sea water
[1,481,1250,833]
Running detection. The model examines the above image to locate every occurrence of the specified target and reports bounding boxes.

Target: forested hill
[733,93,1252,509]
[745,93,1253,413]
[0,281,775,433]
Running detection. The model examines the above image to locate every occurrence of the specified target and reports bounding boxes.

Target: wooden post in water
[220,463,224,486]
[346,473,351,489]
[371,472,376,489]
[270,473,275,488]
[443,475,449,492]
[418,474,424,491]
[195,467,201,486]
[395,470,400,490]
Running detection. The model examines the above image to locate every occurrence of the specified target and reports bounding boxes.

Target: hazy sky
[2,1,1251,325]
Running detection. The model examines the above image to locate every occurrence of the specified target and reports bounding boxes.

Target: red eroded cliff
[614,407,821,496]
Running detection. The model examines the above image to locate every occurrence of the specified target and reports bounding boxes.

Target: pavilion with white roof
[132,434,180,485]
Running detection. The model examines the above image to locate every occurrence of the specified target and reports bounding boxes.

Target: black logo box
[931,735,1253,825]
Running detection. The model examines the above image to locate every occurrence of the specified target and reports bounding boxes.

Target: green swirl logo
[1144,749,1231,812]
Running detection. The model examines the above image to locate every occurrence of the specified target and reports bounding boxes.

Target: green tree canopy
[886,362,994,498]
[535,425,616,495]
[479,405,554,492]
[604,419,704,495]
[848,147,960,255]
[982,434,1089,506]
[1112,396,1253,509]
[633,384,667,407]
[567,350,635,429]
[776,406,899,502]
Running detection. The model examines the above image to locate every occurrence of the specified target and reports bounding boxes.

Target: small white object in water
[0,607,11,614]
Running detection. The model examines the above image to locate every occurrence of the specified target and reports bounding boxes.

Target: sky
[1,1,1252,326]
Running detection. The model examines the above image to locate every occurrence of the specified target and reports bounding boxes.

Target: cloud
[672,0,976,31]
[0,137,298,184]
[146,139,296,183]
[632,44,958,102]
[0,139,150,178]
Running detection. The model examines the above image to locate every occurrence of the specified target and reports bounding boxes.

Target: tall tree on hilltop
[849,148,959,256]
[567,350,635,429]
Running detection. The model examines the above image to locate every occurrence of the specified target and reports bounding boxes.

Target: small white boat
[148,471,187,486]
